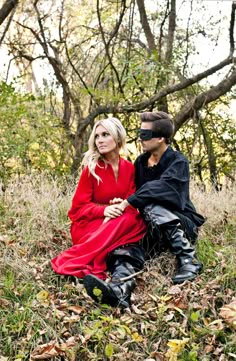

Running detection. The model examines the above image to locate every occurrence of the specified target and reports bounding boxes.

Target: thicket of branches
[0,0,235,187]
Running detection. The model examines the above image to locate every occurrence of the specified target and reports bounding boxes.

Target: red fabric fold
[51,158,146,279]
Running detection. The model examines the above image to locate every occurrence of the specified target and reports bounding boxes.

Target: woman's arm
[68,166,124,222]
[68,167,106,222]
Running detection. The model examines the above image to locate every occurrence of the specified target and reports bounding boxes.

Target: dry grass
[191,182,235,228]
[0,175,235,360]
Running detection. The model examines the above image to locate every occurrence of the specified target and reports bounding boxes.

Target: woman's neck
[104,151,120,181]
[104,151,120,166]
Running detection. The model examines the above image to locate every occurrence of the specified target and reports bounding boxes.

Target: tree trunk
[199,118,219,190]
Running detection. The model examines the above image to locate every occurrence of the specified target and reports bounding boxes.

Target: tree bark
[166,0,176,63]
[199,115,218,189]
[136,0,156,53]
[0,0,18,26]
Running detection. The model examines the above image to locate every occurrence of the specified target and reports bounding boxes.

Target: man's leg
[143,204,202,284]
[161,220,202,283]
[83,244,145,308]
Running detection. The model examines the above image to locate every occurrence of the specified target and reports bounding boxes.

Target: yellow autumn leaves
[165,337,189,361]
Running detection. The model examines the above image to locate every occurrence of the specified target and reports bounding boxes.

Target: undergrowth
[0,175,235,360]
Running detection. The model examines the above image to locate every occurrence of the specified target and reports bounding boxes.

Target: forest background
[0,0,235,360]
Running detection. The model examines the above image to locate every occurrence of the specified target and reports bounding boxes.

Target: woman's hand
[117,199,130,212]
[109,197,123,205]
[104,204,124,219]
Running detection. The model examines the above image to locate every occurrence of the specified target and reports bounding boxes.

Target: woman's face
[95,125,118,155]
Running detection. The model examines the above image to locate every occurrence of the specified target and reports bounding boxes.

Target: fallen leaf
[165,337,190,360]
[36,290,50,306]
[0,298,10,307]
[63,315,81,324]
[120,315,133,324]
[131,304,144,314]
[92,287,102,297]
[168,286,182,295]
[190,311,200,322]
[148,293,158,302]
[104,343,113,358]
[149,351,165,361]
[0,235,9,242]
[67,305,85,315]
[164,312,175,322]
[219,299,236,329]
[208,319,224,330]
[204,344,214,354]
[131,332,143,342]
[54,309,66,319]
[30,338,76,360]
[30,341,61,360]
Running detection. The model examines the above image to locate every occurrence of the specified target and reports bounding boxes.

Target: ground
[0,176,235,360]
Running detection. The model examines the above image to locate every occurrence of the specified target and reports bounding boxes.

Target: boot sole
[83,275,129,308]
[172,273,199,284]
[172,265,203,284]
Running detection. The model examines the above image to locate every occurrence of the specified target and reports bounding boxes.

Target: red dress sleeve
[68,167,106,222]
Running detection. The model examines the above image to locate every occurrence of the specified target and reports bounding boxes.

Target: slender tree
[1,0,236,181]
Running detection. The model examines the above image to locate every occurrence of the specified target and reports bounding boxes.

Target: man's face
[139,122,163,153]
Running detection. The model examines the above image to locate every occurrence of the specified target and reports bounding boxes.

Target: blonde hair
[81,117,127,182]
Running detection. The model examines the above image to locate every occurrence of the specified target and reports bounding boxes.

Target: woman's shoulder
[120,157,134,169]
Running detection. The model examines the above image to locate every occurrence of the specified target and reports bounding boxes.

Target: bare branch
[64,40,95,100]
[33,1,49,53]
[78,56,235,133]
[175,68,236,131]
[15,19,75,141]
[0,0,18,26]
[96,0,126,95]
[183,0,193,75]
[158,1,169,60]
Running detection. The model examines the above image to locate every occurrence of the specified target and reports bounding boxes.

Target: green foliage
[0,82,72,184]
[0,1,235,184]
[176,96,236,184]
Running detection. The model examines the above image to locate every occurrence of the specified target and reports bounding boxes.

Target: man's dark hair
[140,111,174,144]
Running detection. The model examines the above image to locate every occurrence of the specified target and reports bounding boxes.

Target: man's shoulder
[167,147,188,162]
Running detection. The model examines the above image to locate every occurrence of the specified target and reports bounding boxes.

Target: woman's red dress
[51,158,146,280]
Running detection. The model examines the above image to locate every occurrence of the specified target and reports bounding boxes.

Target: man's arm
[120,157,190,212]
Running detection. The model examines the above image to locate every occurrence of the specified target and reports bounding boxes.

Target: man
[83,111,205,308]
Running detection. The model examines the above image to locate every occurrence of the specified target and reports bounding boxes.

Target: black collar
[140,146,173,167]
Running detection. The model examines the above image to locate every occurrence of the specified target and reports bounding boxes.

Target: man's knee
[106,244,146,272]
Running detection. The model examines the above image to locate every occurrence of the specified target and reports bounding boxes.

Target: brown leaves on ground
[30,338,77,360]
[0,222,236,361]
[219,299,236,329]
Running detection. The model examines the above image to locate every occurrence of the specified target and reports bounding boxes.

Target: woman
[51,118,146,297]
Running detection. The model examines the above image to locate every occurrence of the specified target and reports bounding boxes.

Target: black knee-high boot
[83,245,145,308]
[162,221,202,284]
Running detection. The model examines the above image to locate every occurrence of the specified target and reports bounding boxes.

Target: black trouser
[106,205,198,274]
[106,244,146,277]
[141,204,198,260]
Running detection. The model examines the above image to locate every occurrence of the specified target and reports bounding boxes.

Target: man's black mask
[139,129,162,141]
